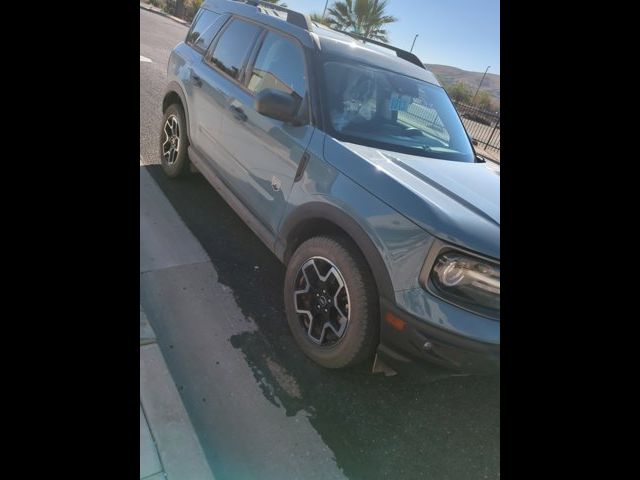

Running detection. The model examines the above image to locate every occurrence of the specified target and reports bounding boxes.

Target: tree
[185,0,204,22]
[175,0,185,17]
[446,82,472,104]
[475,90,494,110]
[326,0,397,42]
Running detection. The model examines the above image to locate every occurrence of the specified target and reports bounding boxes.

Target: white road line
[140,55,153,63]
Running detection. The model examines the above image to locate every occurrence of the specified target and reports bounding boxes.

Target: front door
[215,28,315,237]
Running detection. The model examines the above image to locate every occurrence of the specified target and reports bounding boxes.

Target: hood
[346,142,499,225]
[323,138,500,259]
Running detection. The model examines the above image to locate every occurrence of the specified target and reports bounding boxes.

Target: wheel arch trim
[163,81,191,143]
[276,201,395,301]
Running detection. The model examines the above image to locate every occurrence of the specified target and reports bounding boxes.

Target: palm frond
[325,0,397,41]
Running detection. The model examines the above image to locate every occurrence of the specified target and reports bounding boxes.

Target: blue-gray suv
[161,0,500,374]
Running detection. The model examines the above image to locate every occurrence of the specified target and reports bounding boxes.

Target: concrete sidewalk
[140,1,191,27]
[140,305,215,480]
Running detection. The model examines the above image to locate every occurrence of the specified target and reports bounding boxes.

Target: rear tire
[284,235,379,369]
[160,103,189,178]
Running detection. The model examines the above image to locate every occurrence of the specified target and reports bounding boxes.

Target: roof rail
[236,0,313,30]
[338,31,426,70]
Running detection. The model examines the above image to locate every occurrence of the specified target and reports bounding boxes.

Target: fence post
[485,118,499,149]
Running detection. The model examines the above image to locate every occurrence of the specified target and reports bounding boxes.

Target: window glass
[210,19,262,80]
[248,31,307,100]
[186,10,222,52]
[323,61,474,162]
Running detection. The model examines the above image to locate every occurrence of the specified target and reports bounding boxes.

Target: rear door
[182,9,227,149]
[216,27,315,236]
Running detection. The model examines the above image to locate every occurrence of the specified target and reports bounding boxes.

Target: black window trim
[185,8,204,46]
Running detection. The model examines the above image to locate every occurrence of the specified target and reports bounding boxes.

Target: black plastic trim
[378,297,500,374]
[276,202,395,301]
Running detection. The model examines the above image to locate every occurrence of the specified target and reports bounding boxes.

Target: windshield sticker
[390,93,412,112]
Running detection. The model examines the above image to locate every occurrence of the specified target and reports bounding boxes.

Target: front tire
[284,236,379,369]
[160,103,189,178]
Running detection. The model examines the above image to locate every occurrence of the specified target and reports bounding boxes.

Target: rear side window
[209,19,262,81]
[247,31,307,99]
[186,9,223,53]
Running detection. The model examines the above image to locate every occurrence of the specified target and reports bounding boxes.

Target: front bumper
[378,297,500,375]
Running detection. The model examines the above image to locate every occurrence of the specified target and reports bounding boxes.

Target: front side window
[186,9,222,53]
[210,19,262,81]
[322,61,474,162]
[247,31,307,101]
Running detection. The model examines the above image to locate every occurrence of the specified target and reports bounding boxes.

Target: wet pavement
[140,166,500,480]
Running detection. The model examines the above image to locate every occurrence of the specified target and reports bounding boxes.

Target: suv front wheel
[284,236,379,369]
[160,103,190,178]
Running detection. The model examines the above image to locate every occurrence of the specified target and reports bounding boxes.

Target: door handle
[191,73,202,87]
[230,105,247,122]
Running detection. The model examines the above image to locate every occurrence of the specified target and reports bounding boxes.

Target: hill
[425,64,500,108]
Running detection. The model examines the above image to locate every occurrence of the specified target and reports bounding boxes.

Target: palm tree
[310,12,331,26]
[326,0,397,42]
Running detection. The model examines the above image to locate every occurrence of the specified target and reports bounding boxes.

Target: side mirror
[255,88,301,124]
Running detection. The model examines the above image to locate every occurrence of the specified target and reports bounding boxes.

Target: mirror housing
[255,88,301,124]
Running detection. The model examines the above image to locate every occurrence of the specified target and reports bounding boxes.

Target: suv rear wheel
[284,236,379,369]
[160,103,190,178]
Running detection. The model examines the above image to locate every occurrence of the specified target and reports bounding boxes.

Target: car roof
[310,23,440,85]
[201,0,441,87]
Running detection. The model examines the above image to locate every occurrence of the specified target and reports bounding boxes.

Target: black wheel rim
[293,256,350,347]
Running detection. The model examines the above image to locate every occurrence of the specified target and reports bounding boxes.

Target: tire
[159,103,190,178]
[284,235,379,369]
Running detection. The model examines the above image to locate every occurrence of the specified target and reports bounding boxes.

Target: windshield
[322,61,475,162]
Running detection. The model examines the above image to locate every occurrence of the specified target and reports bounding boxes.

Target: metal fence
[452,101,500,152]
[395,99,500,154]
[397,104,449,141]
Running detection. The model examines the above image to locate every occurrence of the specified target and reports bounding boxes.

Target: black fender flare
[163,81,191,143]
[276,202,395,301]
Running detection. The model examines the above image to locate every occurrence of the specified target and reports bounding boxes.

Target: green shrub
[446,82,473,104]
[184,0,203,20]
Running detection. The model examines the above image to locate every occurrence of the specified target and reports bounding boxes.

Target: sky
[281,0,500,75]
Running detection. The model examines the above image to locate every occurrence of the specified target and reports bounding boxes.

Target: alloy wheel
[293,256,351,346]
[162,114,180,166]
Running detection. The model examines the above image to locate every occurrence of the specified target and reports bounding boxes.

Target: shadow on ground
[147,165,500,480]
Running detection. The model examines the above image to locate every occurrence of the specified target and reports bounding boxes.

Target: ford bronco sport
[160,0,500,374]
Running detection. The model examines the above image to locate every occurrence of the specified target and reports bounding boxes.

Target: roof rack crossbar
[239,0,312,31]
[339,31,426,70]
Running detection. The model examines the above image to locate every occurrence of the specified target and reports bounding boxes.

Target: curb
[140,3,191,27]
[140,305,216,480]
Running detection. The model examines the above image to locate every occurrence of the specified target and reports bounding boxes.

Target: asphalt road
[140,8,500,480]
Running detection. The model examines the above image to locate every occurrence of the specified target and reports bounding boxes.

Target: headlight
[428,250,500,319]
